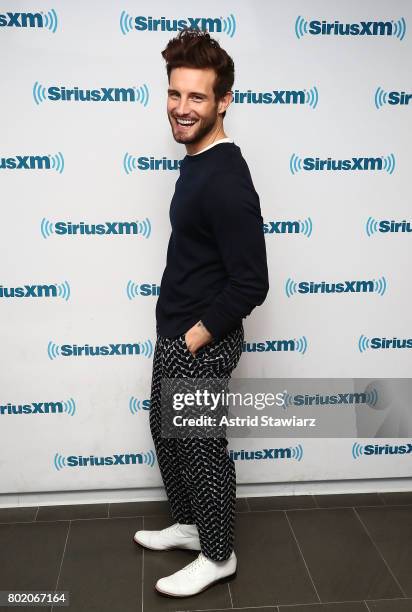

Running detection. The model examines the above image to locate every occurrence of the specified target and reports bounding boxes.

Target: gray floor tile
[109,500,172,518]
[56,517,143,612]
[36,503,108,522]
[183,608,277,612]
[230,511,318,608]
[314,493,383,508]
[0,520,69,612]
[367,598,412,611]
[356,506,412,597]
[247,495,317,511]
[278,602,367,611]
[1,496,410,611]
[235,497,250,512]
[287,508,403,602]
[379,492,412,506]
[0,506,38,523]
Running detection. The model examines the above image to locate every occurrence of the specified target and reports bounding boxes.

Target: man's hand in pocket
[184,320,213,357]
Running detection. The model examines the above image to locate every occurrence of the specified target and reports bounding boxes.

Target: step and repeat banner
[1,0,411,497]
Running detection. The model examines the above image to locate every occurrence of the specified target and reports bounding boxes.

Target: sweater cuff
[200,312,240,342]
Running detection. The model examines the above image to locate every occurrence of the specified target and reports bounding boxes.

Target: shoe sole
[132,535,200,552]
[154,570,237,598]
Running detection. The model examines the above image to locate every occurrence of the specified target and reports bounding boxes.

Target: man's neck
[187,137,233,157]
[185,125,227,155]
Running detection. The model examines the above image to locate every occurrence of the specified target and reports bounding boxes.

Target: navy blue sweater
[155,142,269,341]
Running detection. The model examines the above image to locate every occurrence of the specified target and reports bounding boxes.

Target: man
[134,28,269,597]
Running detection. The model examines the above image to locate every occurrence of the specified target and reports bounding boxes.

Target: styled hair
[161,29,235,118]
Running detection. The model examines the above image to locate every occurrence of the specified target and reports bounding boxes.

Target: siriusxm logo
[264,218,313,237]
[47,339,154,360]
[229,444,303,461]
[352,442,412,459]
[120,12,236,37]
[41,218,151,239]
[233,87,318,108]
[54,450,156,470]
[375,87,412,108]
[358,335,412,352]
[0,398,75,416]
[123,154,181,174]
[290,154,396,174]
[284,389,377,408]
[126,282,160,300]
[285,276,387,297]
[366,217,412,236]
[295,16,406,40]
[0,152,64,173]
[243,337,308,354]
[33,82,149,106]
[129,397,150,414]
[0,10,58,31]
[1,281,70,300]
[3,397,151,417]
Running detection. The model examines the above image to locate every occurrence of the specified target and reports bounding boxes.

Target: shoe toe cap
[155,576,174,593]
[134,530,151,546]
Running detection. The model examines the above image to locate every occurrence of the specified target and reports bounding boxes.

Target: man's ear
[218,90,233,115]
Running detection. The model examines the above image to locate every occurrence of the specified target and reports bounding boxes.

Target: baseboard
[0,477,411,509]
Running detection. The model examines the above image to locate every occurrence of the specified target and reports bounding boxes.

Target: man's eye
[192,96,202,101]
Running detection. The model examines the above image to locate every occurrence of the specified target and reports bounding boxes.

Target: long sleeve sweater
[155,141,269,341]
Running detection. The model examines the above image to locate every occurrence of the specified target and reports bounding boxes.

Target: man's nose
[175,97,191,116]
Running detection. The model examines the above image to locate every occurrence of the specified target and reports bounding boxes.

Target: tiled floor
[0,491,411,611]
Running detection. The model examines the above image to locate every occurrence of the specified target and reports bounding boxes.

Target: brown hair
[161,29,235,118]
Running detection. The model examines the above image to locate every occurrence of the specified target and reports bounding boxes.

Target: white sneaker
[133,522,201,551]
[155,550,237,597]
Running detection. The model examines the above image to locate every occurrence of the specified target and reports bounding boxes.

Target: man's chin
[172,133,190,143]
[171,130,198,145]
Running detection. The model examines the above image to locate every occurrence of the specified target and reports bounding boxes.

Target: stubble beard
[169,107,219,145]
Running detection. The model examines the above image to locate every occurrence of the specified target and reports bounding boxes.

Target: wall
[1,0,411,505]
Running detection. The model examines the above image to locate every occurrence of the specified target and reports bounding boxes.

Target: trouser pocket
[179,325,244,376]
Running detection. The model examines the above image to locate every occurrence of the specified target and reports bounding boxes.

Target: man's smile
[173,116,198,129]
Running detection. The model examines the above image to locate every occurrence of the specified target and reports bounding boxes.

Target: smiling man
[133,29,269,597]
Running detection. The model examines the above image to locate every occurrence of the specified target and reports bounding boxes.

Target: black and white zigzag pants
[149,324,244,561]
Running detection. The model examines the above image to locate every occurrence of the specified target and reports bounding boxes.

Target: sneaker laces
[183,553,209,575]
[162,522,197,537]
[161,523,182,535]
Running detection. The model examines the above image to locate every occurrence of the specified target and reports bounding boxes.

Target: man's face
[167,66,221,145]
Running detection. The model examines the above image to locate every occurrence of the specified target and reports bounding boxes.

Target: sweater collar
[186,137,234,157]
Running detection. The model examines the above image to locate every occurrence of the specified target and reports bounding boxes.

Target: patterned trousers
[149,324,244,561]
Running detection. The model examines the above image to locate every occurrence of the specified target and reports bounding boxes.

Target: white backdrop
[1,0,411,501]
